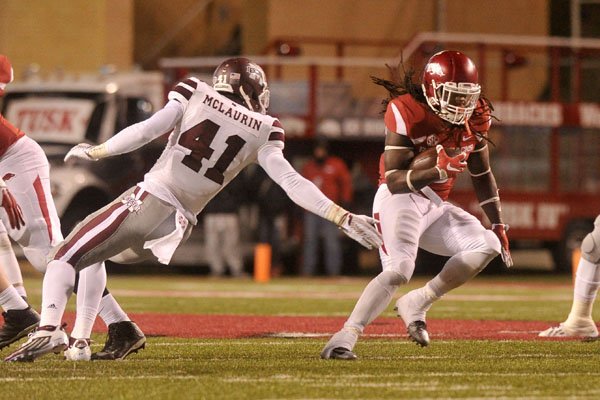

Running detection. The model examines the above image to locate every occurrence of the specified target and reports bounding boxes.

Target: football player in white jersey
[5,57,382,362]
[539,216,600,338]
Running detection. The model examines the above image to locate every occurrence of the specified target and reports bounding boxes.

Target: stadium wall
[0,0,133,73]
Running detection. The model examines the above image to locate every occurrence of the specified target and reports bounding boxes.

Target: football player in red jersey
[322,51,512,359]
[0,55,144,360]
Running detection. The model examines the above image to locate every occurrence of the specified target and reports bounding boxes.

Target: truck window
[115,97,153,133]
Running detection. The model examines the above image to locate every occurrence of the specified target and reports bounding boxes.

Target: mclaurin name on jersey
[202,94,263,131]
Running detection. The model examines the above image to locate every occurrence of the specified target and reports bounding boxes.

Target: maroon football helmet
[421,51,481,125]
[212,57,270,114]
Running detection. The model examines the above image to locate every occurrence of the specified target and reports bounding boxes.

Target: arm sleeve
[102,99,184,156]
[257,144,336,220]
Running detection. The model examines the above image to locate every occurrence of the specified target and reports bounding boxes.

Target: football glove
[64,143,96,162]
[0,181,24,230]
[492,223,513,268]
[339,213,383,250]
[435,145,467,179]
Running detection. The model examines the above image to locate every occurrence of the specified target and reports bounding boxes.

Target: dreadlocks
[371,61,426,113]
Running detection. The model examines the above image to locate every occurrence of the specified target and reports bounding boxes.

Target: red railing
[160,32,600,138]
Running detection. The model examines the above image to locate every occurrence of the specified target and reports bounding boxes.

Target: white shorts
[373,184,500,280]
[0,136,63,271]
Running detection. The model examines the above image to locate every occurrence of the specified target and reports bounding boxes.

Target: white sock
[0,286,28,311]
[566,258,600,323]
[345,270,401,332]
[71,262,107,339]
[0,232,26,298]
[13,284,27,299]
[40,260,76,327]
[98,294,129,326]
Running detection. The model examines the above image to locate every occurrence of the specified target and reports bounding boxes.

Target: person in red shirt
[301,138,353,276]
[321,51,512,359]
[0,55,144,360]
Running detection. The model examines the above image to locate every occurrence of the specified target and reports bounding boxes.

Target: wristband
[492,223,509,231]
[406,170,418,192]
[479,196,500,206]
[87,143,109,160]
[325,203,349,226]
[384,145,411,151]
[469,167,491,177]
[470,144,488,153]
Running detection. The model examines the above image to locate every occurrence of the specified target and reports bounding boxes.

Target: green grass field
[2,272,600,399]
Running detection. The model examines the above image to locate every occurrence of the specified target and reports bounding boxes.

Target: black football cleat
[0,306,41,350]
[91,321,146,360]
[406,321,430,347]
[326,347,358,360]
[321,347,358,361]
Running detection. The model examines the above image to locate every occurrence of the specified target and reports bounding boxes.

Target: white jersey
[142,79,285,224]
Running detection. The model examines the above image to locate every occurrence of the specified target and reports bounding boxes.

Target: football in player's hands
[409,147,437,170]
[409,147,463,170]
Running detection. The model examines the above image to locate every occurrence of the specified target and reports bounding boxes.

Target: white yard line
[80,289,571,302]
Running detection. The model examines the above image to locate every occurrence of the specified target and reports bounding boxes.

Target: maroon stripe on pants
[55,187,142,261]
[65,207,130,266]
[67,190,149,266]
[32,175,53,242]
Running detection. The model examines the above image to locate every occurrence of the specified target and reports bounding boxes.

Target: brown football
[409,147,462,170]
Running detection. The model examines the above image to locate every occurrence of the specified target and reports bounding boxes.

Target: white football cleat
[4,324,69,362]
[395,289,434,347]
[64,338,92,361]
[539,321,599,338]
[395,289,433,325]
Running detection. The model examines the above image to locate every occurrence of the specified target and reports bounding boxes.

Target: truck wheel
[551,220,594,273]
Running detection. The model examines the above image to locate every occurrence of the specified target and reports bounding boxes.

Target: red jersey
[0,113,25,157]
[378,94,491,200]
[302,156,352,204]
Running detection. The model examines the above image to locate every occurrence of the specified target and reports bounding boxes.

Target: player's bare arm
[467,142,502,224]
[468,141,513,267]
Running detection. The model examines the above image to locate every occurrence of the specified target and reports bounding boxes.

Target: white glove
[339,213,383,250]
[64,143,96,162]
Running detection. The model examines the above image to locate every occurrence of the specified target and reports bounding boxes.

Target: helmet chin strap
[239,86,255,112]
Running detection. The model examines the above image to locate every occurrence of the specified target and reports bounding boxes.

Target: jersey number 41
[178,119,246,185]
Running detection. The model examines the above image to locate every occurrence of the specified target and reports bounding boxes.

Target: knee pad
[377,268,409,287]
[581,223,600,263]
